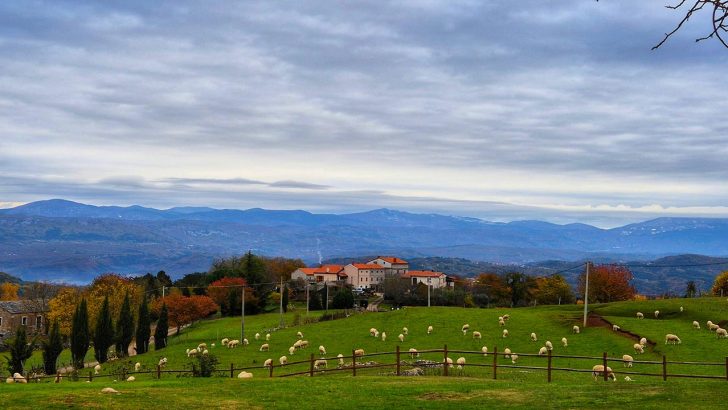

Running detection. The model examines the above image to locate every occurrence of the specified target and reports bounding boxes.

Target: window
[0,317,3,326]
[36,316,42,329]
[21,317,27,326]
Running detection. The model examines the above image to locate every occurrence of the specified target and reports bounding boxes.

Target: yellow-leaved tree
[712,270,728,297]
[0,282,20,300]
[47,287,83,336]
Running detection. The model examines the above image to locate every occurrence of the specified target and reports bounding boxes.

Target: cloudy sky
[1,0,727,227]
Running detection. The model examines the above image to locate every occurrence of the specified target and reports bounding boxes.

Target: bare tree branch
[653,0,728,49]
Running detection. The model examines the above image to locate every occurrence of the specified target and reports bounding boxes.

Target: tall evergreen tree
[93,296,114,363]
[42,320,63,375]
[5,326,34,375]
[115,293,134,357]
[154,303,169,350]
[227,290,237,317]
[308,288,323,311]
[71,299,90,370]
[135,296,151,354]
[282,284,289,313]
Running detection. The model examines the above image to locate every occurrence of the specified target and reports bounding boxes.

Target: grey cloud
[269,180,331,190]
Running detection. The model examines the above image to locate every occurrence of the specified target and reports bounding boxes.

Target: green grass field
[2,297,727,409]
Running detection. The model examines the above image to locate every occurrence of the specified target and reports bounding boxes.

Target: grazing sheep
[636,312,644,319]
[354,349,365,357]
[444,357,453,368]
[134,362,141,372]
[591,365,616,381]
[456,357,466,371]
[101,387,119,393]
[289,346,296,355]
[680,306,684,312]
[266,333,271,341]
[503,314,510,321]
[293,340,303,350]
[211,343,215,348]
[665,334,681,345]
[654,310,660,319]
[561,337,568,347]
[314,359,327,370]
[187,349,198,357]
[260,343,270,352]
[481,346,488,356]
[709,323,720,331]
[427,325,433,335]
[319,345,327,355]
[545,341,553,351]
[409,348,420,358]
[198,343,207,350]
[374,331,380,338]
[297,331,303,339]
[221,338,230,346]
[612,325,620,332]
[238,371,253,379]
[472,331,482,340]
[403,327,408,335]
[573,325,580,334]
[255,333,260,340]
[243,338,249,346]
[462,324,470,335]
[126,376,136,382]
[300,340,309,349]
[633,343,644,354]
[639,337,647,347]
[503,347,512,359]
[510,354,519,364]
[381,332,387,342]
[158,357,168,367]
[227,340,239,349]
[370,328,378,337]
[279,356,288,365]
[337,354,345,366]
[707,320,714,328]
[693,321,701,330]
[716,328,728,338]
[263,359,272,368]
[538,347,548,356]
[624,376,633,381]
[622,354,634,368]
[94,364,101,375]
[530,332,537,342]
[498,318,506,327]
[502,329,509,338]
[398,333,404,342]
[202,349,209,355]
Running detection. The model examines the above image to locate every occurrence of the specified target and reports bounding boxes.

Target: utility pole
[427,278,431,307]
[162,286,165,299]
[279,278,284,328]
[306,283,309,316]
[325,282,329,313]
[583,262,591,328]
[241,285,245,342]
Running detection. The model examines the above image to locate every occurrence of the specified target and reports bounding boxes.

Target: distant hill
[1,199,728,284]
[0,271,22,284]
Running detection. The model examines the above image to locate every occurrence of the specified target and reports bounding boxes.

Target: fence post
[310,353,315,377]
[492,346,498,380]
[352,350,357,377]
[602,352,608,382]
[396,346,401,376]
[230,362,234,378]
[269,363,274,378]
[725,357,728,381]
[662,355,667,381]
[89,370,93,382]
[547,349,552,383]
[443,344,449,377]
[157,365,161,379]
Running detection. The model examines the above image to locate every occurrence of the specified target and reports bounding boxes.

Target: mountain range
[1,199,728,287]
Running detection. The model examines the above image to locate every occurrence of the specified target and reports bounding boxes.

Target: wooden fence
[15,345,728,383]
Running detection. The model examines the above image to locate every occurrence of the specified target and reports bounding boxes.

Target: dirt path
[367,296,384,312]
[587,313,656,347]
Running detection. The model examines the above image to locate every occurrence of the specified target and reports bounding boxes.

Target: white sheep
[538,346,548,356]
[187,349,198,357]
[591,365,616,381]
[314,359,327,370]
[134,362,141,372]
[374,331,380,338]
[300,340,309,349]
[456,357,466,370]
[633,343,644,354]
[260,343,270,352]
[665,334,681,345]
[707,320,714,328]
[381,332,387,342]
[94,364,101,375]
[263,358,272,368]
[498,318,506,327]
[510,354,519,364]
[545,341,553,351]
[503,347,512,359]
[622,354,634,368]
[221,338,230,346]
[472,331,481,340]
[243,339,249,346]
[279,356,288,365]
[709,323,720,331]
[636,312,644,319]
[427,325,433,335]
[624,376,633,381]
[255,333,260,340]
[502,329,509,338]
[158,357,168,367]
[503,314,510,321]
[238,371,253,379]
[561,337,568,347]
[293,340,303,350]
[402,327,408,335]
[337,354,345,366]
[462,324,470,335]
[612,325,620,332]
[126,376,136,382]
[266,333,271,341]
[680,306,684,312]
[654,310,660,319]
[530,332,537,342]
[319,345,327,355]
[227,340,239,349]
[481,346,488,356]
[297,331,303,339]
[202,349,209,355]
[692,321,701,330]
[288,346,296,355]
[639,337,647,347]
[398,334,405,342]
[716,328,728,338]
[444,357,453,368]
[354,349,365,357]
[409,348,419,358]
[198,343,207,350]
[211,343,215,348]
[573,325,580,334]
[370,328,378,337]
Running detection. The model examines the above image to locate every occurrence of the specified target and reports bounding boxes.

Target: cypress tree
[115,293,134,357]
[227,290,237,317]
[71,299,89,370]
[93,296,114,363]
[282,284,289,313]
[135,297,151,354]
[308,288,323,311]
[42,320,63,375]
[154,303,169,350]
[5,326,34,374]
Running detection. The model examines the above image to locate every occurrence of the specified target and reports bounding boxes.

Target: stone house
[0,300,47,340]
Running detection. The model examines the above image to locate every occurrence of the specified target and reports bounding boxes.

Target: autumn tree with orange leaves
[152,294,218,333]
[578,264,636,303]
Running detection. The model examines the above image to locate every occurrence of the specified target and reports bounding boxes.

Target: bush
[190,353,219,377]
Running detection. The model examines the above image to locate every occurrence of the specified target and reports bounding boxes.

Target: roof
[376,256,408,264]
[297,265,344,276]
[0,300,47,314]
[351,263,384,270]
[403,270,445,278]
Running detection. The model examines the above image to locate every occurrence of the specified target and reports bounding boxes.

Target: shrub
[190,353,219,377]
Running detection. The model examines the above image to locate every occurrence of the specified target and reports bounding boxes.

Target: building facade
[0,300,47,340]
[368,256,409,276]
[291,265,347,284]
[343,263,386,290]
[402,270,450,289]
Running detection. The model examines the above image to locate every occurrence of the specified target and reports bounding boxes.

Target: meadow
[2,297,727,409]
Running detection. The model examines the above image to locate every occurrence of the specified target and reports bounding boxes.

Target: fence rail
[13,345,728,383]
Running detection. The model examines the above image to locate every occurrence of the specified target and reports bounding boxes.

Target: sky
[1,0,727,228]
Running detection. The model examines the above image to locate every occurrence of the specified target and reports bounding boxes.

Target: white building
[343,263,386,289]
[368,256,409,276]
[402,270,450,289]
[291,264,347,284]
